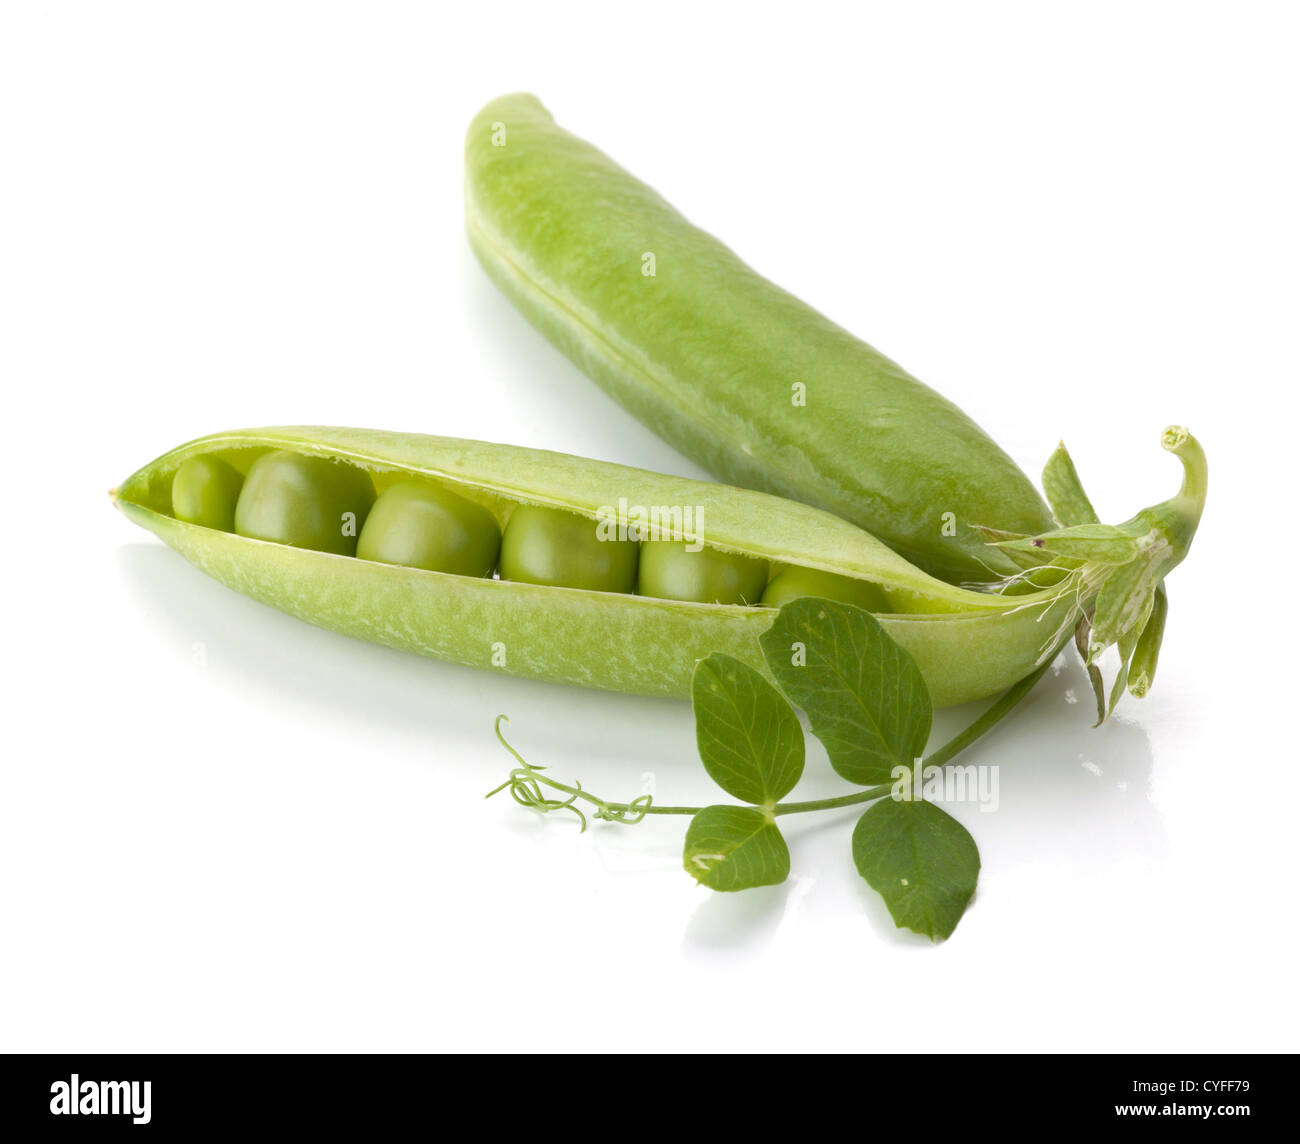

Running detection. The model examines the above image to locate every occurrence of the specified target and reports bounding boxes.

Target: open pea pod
[113,427,1081,706]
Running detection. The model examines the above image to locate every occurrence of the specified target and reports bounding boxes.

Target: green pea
[234,450,375,555]
[761,565,888,612]
[357,480,500,577]
[171,455,244,532]
[638,542,768,605]
[499,504,638,592]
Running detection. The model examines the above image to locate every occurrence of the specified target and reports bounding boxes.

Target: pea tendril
[489,656,1047,832]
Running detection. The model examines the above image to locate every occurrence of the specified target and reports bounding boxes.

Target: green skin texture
[114,427,1079,706]
[358,480,501,577]
[762,565,888,612]
[464,94,1056,584]
[639,542,768,606]
[171,455,244,532]
[235,450,376,556]
[500,504,639,592]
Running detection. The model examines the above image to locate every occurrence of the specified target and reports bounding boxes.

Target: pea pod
[113,427,1088,706]
[464,94,1056,584]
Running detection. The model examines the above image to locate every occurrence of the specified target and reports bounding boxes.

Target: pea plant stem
[772,786,894,815]
[492,660,1049,825]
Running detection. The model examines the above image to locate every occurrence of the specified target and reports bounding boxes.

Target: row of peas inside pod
[168,448,890,610]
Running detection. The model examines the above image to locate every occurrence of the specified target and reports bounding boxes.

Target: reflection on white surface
[685,882,792,951]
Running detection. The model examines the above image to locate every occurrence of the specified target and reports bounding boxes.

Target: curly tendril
[487,716,668,831]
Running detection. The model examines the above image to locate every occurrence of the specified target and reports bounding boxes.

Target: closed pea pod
[464,94,1056,584]
[112,426,1202,707]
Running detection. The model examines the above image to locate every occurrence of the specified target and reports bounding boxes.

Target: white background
[2,1,1296,1053]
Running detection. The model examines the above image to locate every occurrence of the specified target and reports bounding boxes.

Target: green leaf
[972,526,1028,544]
[1074,613,1107,727]
[1091,559,1162,651]
[759,599,931,786]
[683,806,789,892]
[852,798,980,941]
[1107,625,1141,717]
[972,525,1043,571]
[1101,581,1156,716]
[999,523,1141,565]
[973,528,1072,587]
[692,653,804,805]
[1042,442,1100,527]
[1128,583,1168,698]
